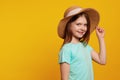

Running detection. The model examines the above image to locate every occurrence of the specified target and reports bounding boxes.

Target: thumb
[95,27,100,34]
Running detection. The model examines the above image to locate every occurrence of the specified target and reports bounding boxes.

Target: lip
[77,31,84,34]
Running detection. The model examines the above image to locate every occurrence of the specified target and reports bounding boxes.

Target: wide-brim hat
[57,6,100,39]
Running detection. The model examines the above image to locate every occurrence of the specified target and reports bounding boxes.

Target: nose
[81,24,86,31]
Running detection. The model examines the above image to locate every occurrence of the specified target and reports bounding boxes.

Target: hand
[96,26,105,39]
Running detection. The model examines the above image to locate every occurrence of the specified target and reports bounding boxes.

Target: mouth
[77,31,85,35]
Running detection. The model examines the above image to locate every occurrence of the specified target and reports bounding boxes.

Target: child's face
[70,15,87,39]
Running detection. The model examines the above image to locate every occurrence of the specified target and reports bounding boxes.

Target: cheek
[70,25,75,31]
[71,25,78,31]
[69,27,76,35]
[85,27,87,31]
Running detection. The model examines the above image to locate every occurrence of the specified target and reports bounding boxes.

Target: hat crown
[58,6,100,39]
[64,6,82,18]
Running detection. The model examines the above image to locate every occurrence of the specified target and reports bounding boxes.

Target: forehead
[74,15,87,23]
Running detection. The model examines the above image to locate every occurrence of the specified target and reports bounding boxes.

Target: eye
[84,24,87,27]
[76,23,82,25]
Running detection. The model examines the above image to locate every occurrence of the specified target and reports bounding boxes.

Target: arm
[60,63,70,80]
[91,27,106,65]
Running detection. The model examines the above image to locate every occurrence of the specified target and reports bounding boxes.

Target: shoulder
[59,43,73,52]
[85,44,93,52]
[62,43,72,49]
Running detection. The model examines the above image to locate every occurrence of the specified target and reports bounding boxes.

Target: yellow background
[0,0,120,80]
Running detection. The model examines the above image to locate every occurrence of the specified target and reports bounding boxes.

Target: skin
[60,15,106,80]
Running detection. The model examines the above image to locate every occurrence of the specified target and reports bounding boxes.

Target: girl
[57,6,106,80]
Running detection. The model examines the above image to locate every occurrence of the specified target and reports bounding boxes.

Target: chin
[75,33,84,38]
[78,35,84,38]
[74,34,84,39]
[76,36,83,39]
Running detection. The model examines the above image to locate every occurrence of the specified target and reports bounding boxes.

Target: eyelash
[76,23,87,26]
[84,24,87,26]
[76,23,82,25]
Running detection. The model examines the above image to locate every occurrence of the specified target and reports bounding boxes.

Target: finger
[96,28,99,33]
[96,26,99,29]
[99,27,104,31]
[100,28,104,32]
[96,26,100,29]
[96,27,100,31]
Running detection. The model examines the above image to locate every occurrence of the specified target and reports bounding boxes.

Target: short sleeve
[87,44,93,53]
[58,46,71,64]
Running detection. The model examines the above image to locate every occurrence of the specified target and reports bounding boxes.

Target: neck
[70,36,80,43]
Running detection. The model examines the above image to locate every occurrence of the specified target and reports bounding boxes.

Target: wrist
[98,37,104,42]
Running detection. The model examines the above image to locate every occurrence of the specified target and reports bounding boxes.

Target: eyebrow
[76,22,87,24]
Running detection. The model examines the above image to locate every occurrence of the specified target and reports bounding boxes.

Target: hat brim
[58,8,100,39]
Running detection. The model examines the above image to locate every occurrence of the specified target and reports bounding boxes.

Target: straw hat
[57,6,100,39]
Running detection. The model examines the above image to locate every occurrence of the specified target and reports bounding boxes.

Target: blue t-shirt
[58,42,94,80]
